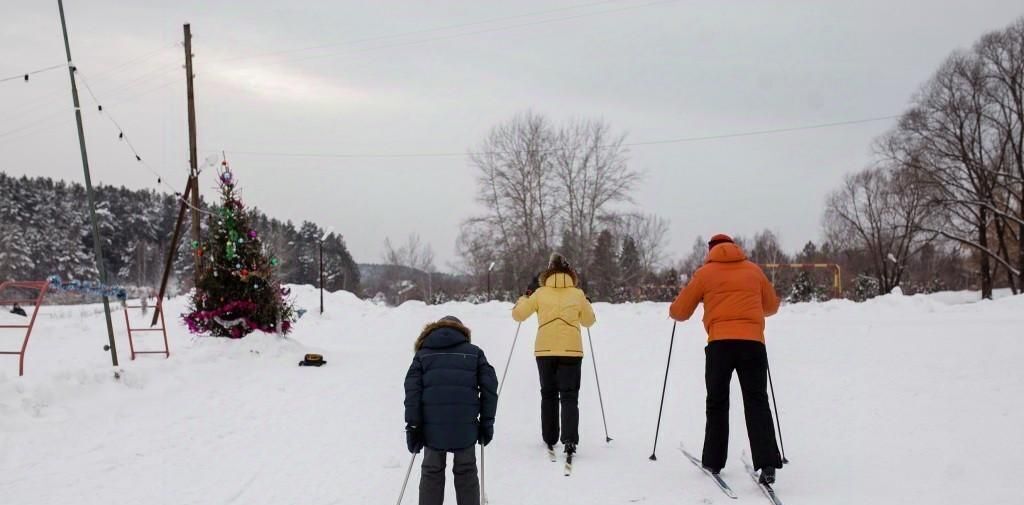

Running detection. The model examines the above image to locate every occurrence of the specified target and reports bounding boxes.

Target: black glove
[478,423,494,446]
[525,276,540,296]
[406,425,423,454]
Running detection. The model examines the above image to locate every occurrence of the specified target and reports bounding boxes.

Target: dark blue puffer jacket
[404,320,499,451]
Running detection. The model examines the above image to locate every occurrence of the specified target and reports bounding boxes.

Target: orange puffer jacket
[669,242,780,343]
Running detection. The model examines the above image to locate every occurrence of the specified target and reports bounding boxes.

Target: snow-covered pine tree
[788,270,827,303]
[853,274,881,301]
[183,165,295,338]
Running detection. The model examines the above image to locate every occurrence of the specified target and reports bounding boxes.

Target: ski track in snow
[1,286,1023,504]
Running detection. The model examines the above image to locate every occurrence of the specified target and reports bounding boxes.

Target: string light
[0,63,65,84]
[73,67,217,218]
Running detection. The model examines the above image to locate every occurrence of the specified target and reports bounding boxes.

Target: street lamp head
[321,226,335,242]
[488,261,496,272]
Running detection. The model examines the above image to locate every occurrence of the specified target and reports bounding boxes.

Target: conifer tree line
[0,172,360,297]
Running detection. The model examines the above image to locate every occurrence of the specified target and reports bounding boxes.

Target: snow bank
[0,288,1021,504]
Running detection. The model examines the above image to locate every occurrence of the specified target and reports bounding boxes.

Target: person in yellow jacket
[512,253,596,457]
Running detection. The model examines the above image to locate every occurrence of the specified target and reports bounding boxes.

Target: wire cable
[213,0,631,64]
[0,63,66,84]
[213,0,677,67]
[75,68,216,218]
[219,114,901,161]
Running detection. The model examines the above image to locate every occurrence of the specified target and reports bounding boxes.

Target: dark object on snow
[10,303,27,317]
[702,340,783,472]
[298,353,326,366]
[404,317,498,451]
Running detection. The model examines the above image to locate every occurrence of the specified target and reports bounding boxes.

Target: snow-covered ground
[1,286,1022,505]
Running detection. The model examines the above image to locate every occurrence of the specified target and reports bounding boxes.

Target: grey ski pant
[419,446,479,505]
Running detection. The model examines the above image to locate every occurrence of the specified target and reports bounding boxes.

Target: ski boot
[758,466,776,486]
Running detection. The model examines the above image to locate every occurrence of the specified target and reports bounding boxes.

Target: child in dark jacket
[404,316,499,505]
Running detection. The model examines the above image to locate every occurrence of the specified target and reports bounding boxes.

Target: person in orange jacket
[669,234,783,485]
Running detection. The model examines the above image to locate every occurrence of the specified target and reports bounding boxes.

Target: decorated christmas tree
[184,163,295,338]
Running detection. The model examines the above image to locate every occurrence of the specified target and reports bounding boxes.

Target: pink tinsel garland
[184,300,291,338]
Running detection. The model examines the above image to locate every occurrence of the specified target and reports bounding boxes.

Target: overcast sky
[2,0,1022,270]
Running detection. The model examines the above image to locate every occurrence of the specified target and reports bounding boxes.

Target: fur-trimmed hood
[538,265,578,288]
[415,319,472,351]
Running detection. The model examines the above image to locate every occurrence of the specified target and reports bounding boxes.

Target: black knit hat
[707,233,734,250]
[549,253,571,270]
[439,315,463,325]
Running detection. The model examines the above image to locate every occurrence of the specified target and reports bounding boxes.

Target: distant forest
[0,172,360,297]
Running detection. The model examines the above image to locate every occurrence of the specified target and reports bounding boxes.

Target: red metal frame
[0,281,49,376]
[124,301,170,360]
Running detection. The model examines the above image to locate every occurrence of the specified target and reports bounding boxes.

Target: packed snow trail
[1,286,1023,504]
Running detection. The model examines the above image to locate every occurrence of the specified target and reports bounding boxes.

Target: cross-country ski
[680,445,738,499]
[744,459,784,505]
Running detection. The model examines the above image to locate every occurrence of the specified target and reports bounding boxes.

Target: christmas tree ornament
[220,168,234,186]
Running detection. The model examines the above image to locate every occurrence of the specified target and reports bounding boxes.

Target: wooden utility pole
[151,181,192,327]
[183,23,201,286]
[57,0,118,367]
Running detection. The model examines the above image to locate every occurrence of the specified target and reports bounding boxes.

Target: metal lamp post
[319,227,333,315]
[487,261,496,300]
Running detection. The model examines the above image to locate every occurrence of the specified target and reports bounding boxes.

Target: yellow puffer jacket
[512,271,596,357]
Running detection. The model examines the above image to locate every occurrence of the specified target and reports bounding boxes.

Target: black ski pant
[536,356,583,447]
[701,340,782,472]
[419,447,479,505]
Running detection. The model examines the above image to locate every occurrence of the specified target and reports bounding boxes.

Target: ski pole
[766,358,789,464]
[480,445,487,504]
[586,328,612,443]
[395,452,417,505]
[497,322,522,397]
[649,321,677,461]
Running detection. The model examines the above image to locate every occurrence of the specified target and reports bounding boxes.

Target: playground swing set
[0,279,171,377]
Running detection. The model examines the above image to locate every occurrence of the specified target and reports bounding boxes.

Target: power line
[625,115,902,146]
[0,63,66,84]
[214,0,677,67]
[219,114,901,161]
[213,0,634,64]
